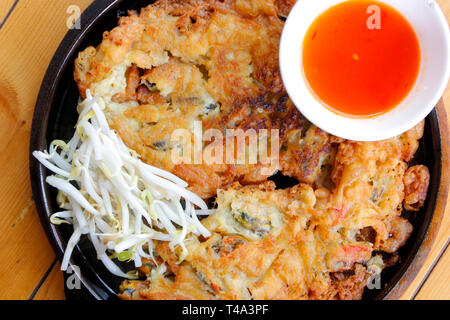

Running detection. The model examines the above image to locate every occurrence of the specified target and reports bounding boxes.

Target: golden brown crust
[379,217,414,253]
[74,12,144,98]
[75,0,325,197]
[328,264,370,300]
[112,64,140,103]
[399,120,425,162]
[119,182,389,300]
[274,0,297,17]
[403,165,430,211]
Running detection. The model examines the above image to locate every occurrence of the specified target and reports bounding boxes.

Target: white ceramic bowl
[280,0,450,141]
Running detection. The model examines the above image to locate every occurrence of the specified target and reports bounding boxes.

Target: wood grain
[0,0,447,300]
[415,244,450,300]
[0,0,91,299]
[33,262,65,300]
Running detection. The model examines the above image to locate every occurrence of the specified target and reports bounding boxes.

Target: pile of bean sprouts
[33,90,211,278]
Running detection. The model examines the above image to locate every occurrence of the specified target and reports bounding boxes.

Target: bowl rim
[29,0,448,300]
[279,0,450,141]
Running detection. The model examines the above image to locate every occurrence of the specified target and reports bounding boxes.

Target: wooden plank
[0,0,91,299]
[33,262,65,300]
[0,0,16,26]
[415,245,450,300]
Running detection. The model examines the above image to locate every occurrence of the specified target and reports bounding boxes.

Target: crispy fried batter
[75,0,430,301]
[74,12,144,98]
[74,0,339,197]
[119,183,378,300]
[328,264,370,300]
[403,165,430,211]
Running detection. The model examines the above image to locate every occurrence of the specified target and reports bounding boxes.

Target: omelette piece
[74,0,338,198]
[325,124,429,252]
[119,182,377,300]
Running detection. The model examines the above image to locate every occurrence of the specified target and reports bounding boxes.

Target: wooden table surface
[0,0,448,300]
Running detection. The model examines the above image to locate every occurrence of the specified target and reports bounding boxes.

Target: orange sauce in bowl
[302,0,421,117]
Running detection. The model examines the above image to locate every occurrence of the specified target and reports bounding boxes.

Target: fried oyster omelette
[74,0,430,300]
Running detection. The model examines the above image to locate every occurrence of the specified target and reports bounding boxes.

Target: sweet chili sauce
[302,0,421,117]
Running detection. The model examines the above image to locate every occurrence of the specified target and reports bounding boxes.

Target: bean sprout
[33,90,212,278]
